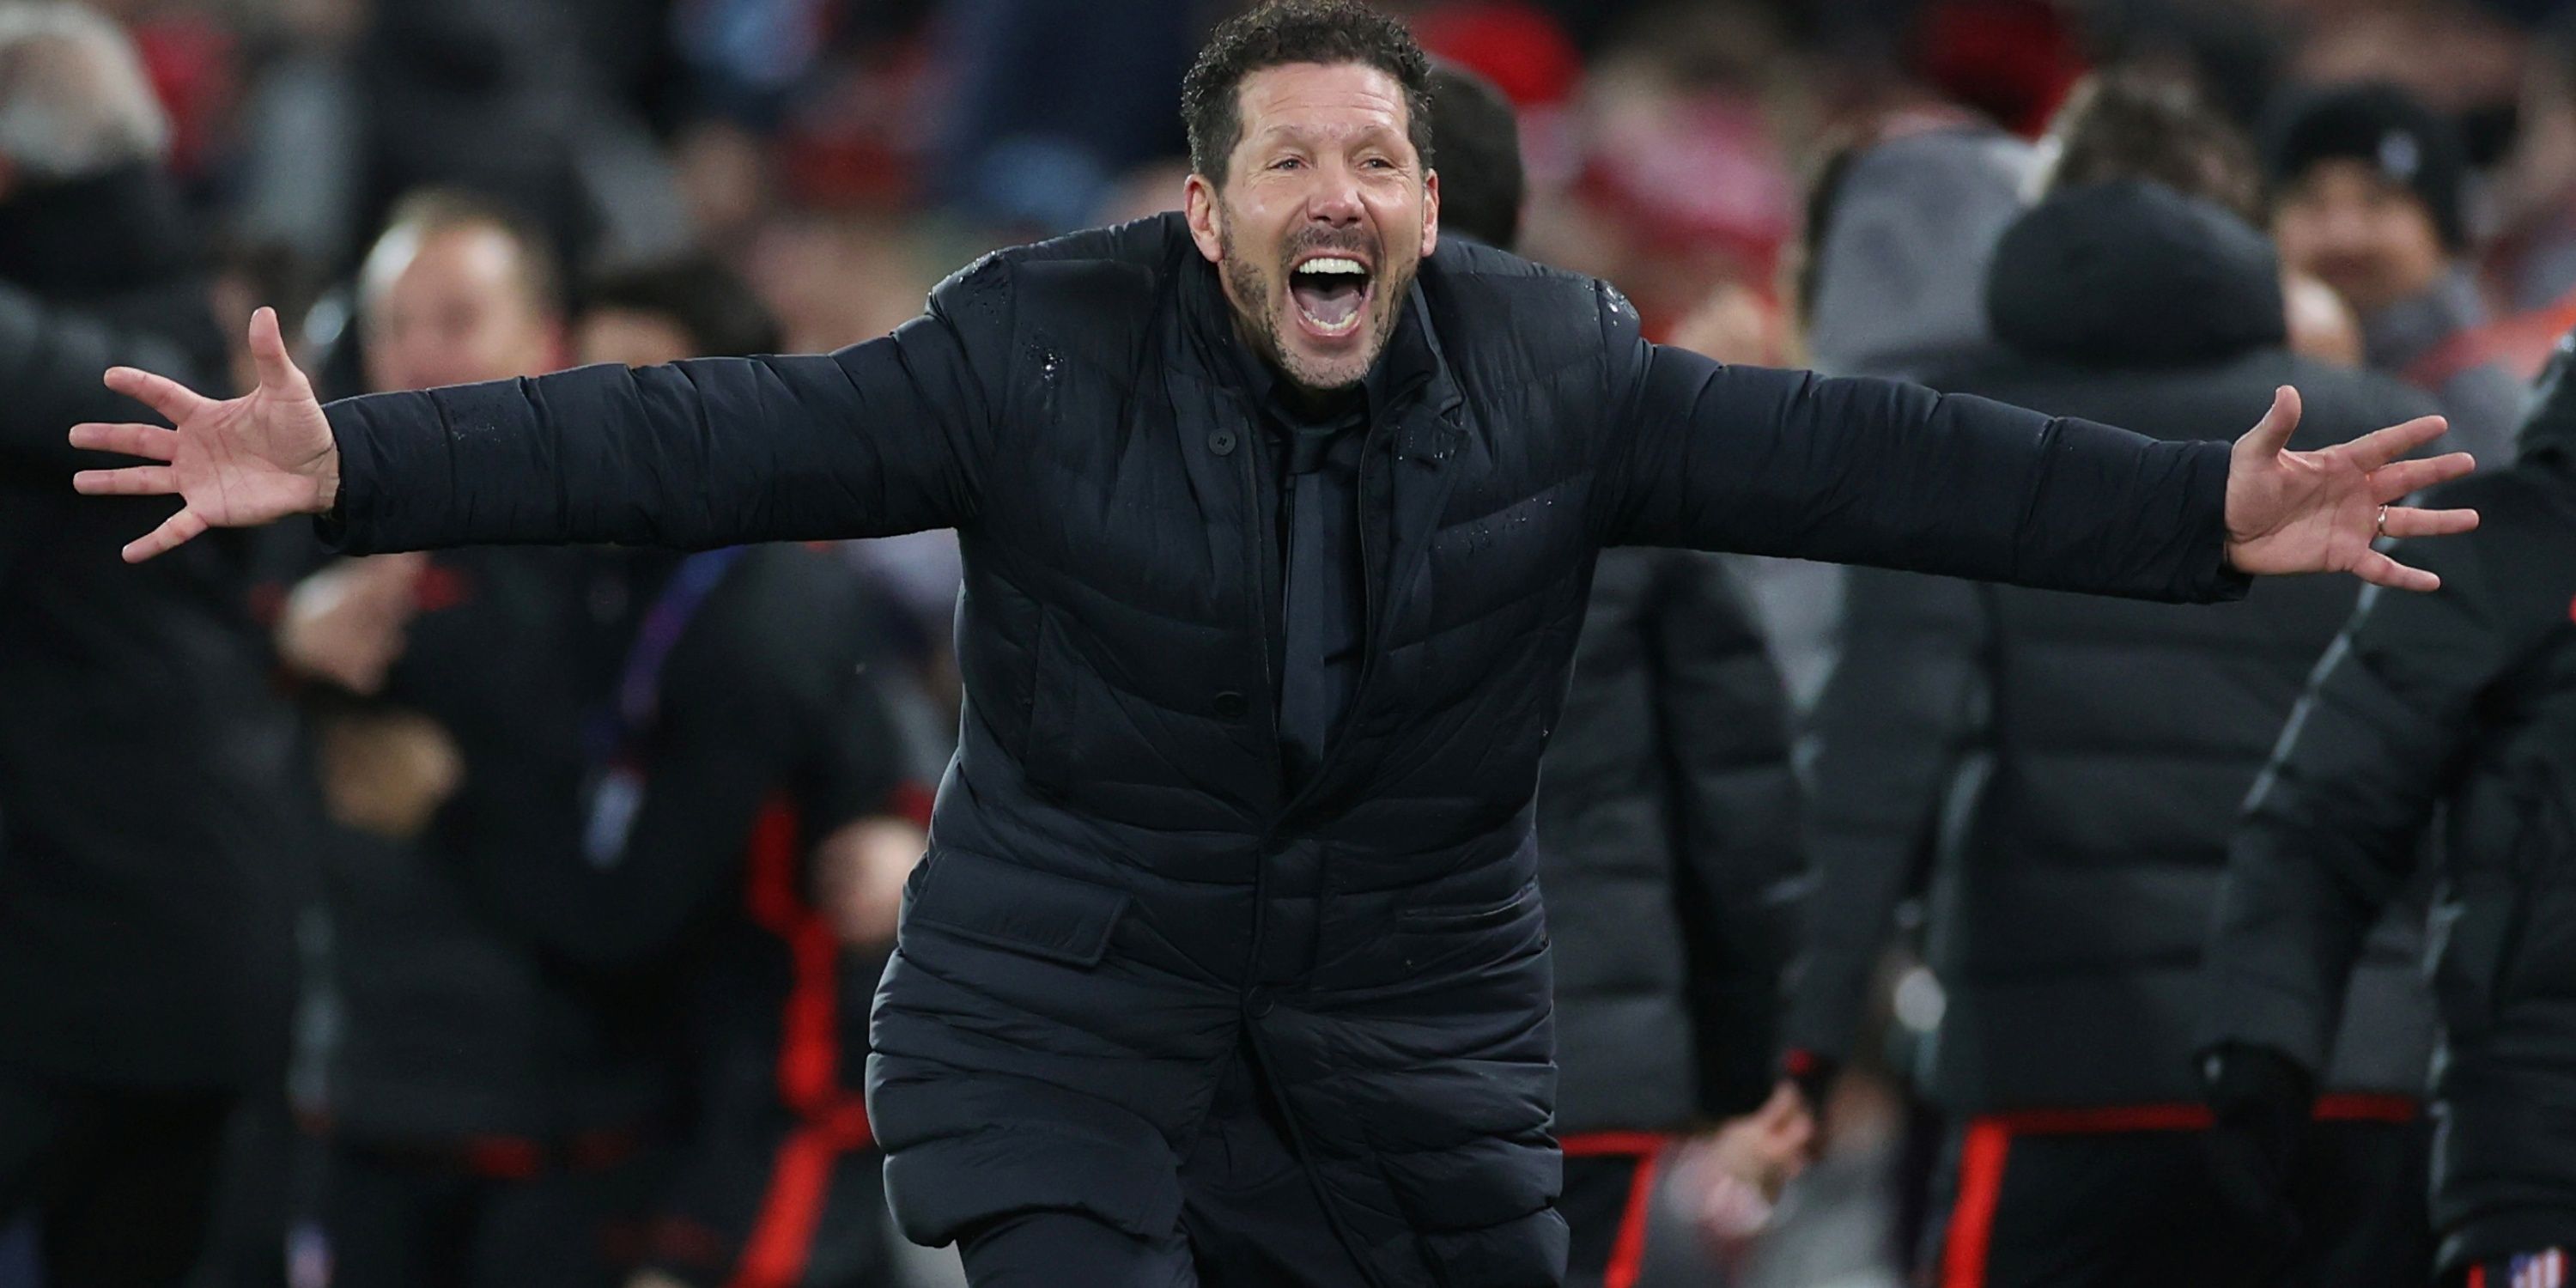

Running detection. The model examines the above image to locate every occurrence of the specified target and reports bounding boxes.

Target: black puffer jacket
[1539,550,1800,1134]
[2203,333,2576,1273]
[1786,183,2440,1113]
[0,171,309,1091]
[319,214,2248,1286]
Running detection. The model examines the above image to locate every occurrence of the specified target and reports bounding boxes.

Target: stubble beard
[1218,215,1409,396]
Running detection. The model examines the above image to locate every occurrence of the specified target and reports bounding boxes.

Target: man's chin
[1277,350,1371,395]
[1277,325,1387,389]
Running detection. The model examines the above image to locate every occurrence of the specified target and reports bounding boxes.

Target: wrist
[313,450,341,515]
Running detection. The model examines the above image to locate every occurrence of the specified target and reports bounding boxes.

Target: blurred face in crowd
[2270,160,2450,319]
[1185,61,1439,396]
[576,308,698,369]
[361,222,564,393]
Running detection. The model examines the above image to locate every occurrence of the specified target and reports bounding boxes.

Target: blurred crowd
[7,0,2576,1285]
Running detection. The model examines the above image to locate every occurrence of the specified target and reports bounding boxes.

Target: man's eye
[1273,157,1303,171]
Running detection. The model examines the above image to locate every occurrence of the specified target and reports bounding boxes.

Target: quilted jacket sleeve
[321,264,1008,554]
[1592,283,2246,605]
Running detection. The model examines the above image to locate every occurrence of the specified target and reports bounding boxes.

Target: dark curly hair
[1181,0,1434,186]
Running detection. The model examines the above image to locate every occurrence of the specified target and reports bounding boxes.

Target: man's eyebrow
[1249,121,1406,155]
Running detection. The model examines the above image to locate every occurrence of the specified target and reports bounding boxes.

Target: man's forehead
[1236,62,1409,137]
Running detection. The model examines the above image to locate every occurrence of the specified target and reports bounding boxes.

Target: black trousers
[1923,1110,2432,1288]
[321,1136,660,1288]
[958,1047,1375,1288]
[0,1068,234,1288]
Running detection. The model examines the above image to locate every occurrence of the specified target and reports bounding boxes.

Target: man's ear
[1420,169,1440,260]
[1185,173,1224,264]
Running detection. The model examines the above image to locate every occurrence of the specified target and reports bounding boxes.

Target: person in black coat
[571,252,933,1288]
[1426,59,1810,1288]
[2199,334,2576,1282]
[1783,107,2448,1286]
[66,4,2479,1285]
[0,11,313,1285]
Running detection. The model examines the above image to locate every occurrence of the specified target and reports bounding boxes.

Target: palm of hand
[2227,440,2379,577]
[174,383,335,526]
[2221,386,2480,592]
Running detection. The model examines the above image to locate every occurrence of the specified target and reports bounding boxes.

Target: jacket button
[1247,987,1275,1018]
[1212,690,1248,720]
[1208,429,1237,455]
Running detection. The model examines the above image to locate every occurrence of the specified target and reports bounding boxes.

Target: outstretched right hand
[70,306,338,562]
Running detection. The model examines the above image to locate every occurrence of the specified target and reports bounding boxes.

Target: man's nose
[1306,167,1364,225]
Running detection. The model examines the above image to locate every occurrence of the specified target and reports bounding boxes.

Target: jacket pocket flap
[908,848,1130,969]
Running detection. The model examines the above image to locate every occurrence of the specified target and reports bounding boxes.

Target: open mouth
[1289,254,1373,338]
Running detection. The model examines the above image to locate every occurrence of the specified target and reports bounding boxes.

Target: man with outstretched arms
[67,6,2478,1284]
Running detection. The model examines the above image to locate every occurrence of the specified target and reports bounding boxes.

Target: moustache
[1277,230,1379,268]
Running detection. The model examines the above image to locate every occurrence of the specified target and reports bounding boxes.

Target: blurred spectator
[567,251,971,737]
[744,210,943,353]
[1795,125,2031,383]
[1789,85,2445,1285]
[2038,70,2261,221]
[296,216,936,1288]
[1560,3,1803,332]
[1431,63,1814,1287]
[2282,0,2525,160]
[576,254,783,368]
[1908,0,2087,136]
[289,191,672,1288]
[229,0,691,276]
[357,190,568,391]
[0,4,313,1283]
[2444,11,2576,391]
[931,0,1201,232]
[2045,68,2369,368]
[2265,82,2525,466]
[1424,60,1524,248]
[2483,10,2576,313]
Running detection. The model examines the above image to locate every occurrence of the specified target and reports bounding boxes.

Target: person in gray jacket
[1741,122,2036,714]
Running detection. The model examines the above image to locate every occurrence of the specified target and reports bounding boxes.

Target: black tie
[1279,422,1346,782]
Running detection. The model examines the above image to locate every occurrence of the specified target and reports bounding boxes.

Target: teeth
[1297,302,1364,334]
[1299,257,1365,276]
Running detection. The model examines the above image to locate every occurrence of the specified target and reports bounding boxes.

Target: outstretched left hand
[2225,386,2480,591]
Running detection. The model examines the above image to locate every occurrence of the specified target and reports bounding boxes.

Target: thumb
[2238,385,2301,464]
[248,307,310,397]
